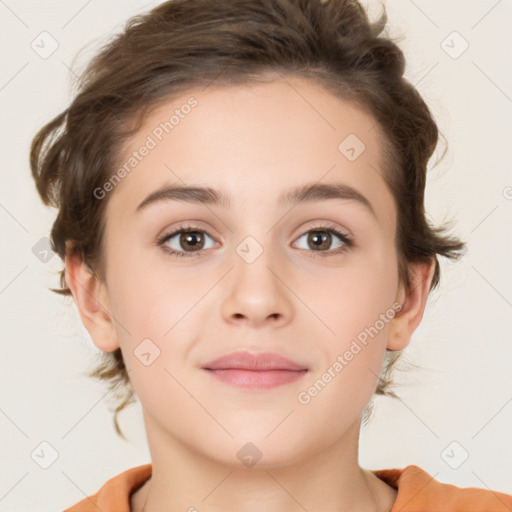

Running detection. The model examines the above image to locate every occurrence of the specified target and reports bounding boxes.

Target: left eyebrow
[280,182,377,219]
[135,181,377,219]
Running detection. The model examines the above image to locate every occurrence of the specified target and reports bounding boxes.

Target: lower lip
[204,369,308,389]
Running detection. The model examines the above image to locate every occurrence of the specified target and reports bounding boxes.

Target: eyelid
[293,219,352,239]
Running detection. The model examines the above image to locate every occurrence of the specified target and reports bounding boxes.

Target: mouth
[203,368,309,389]
[202,350,309,390]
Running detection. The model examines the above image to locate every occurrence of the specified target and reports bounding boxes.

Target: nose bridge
[234,231,281,300]
[220,229,293,326]
[229,206,277,274]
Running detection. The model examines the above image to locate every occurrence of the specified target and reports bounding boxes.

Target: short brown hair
[30,0,465,438]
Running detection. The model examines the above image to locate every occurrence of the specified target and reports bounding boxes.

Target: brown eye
[307,230,332,251]
[158,227,216,258]
[179,231,205,251]
[295,228,350,252]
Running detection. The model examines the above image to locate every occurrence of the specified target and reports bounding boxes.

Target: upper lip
[202,351,308,371]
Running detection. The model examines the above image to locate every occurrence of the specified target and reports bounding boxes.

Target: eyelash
[156,224,354,259]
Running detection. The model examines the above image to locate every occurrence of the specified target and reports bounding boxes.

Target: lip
[202,351,309,390]
[202,350,308,371]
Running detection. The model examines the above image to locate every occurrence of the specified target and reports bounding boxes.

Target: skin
[66,73,434,512]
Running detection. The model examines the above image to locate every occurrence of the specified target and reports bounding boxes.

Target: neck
[132,414,397,512]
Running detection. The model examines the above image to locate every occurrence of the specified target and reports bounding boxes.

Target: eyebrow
[135,182,377,218]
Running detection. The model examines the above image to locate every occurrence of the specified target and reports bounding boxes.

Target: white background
[0,0,511,510]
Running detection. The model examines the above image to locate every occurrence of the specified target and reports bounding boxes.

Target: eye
[156,224,353,259]
[293,225,353,257]
[157,225,217,258]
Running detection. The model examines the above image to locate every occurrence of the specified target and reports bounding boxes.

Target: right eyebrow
[136,185,231,212]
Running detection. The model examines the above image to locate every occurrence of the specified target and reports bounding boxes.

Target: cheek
[317,248,398,336]
[104,249,219,390]
[106,261,200,408]
[298,268,397,426]
[105,237,199,337]
[312,246,398,381]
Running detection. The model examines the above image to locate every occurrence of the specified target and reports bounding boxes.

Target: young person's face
[70,74,432,468]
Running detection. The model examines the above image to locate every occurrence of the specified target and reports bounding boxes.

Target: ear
[65,249,120,353]
[387,259,436,351]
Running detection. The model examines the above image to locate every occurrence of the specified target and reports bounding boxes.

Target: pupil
[309,231,330,250]
[182,231,203,249]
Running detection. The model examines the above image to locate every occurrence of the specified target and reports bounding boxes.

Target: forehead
[107,74,395,227]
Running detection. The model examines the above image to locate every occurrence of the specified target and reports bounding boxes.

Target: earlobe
[64,250,120,353]
[387,259,436,351]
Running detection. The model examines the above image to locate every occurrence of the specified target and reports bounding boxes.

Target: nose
[220,246,294,329]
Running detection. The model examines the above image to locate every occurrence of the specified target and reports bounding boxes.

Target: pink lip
[202,351,308,371]
[202,351,309,390]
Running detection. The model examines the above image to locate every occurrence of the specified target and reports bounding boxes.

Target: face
[100,74,401,468]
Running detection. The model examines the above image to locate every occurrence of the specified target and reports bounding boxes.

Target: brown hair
[30,0,465,438]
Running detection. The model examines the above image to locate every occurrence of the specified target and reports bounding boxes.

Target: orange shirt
[63,463,512,511]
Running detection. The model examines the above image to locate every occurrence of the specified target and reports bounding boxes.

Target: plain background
[0,0,511,510]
